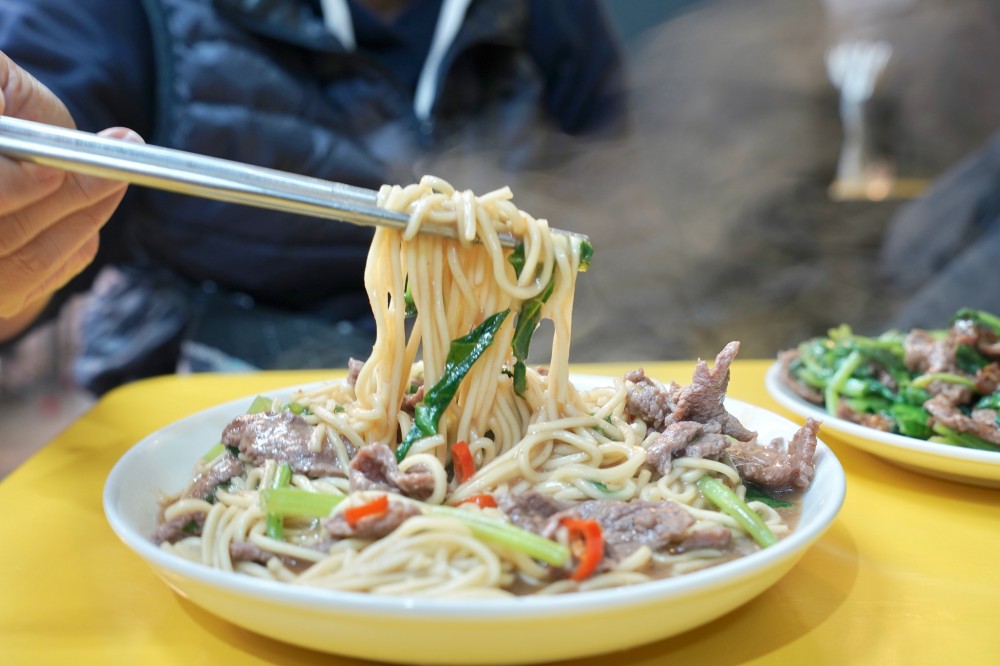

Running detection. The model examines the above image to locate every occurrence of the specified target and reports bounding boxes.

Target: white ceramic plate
[104,375,845,665]
[765,362,1000,488]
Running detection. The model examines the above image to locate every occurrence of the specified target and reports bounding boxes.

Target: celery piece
[201,442,225,461]
[697,476,778,548]
[428,505,568,566]
[246,395,272,414]
[260,487,345,517]
[265,463,295,540]
[824,350,863,417]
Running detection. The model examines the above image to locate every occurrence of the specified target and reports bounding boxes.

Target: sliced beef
[625,343,755,444]
[975,363,1000,395]
[672,527,732,553]
[645,421,727,474]
[349,443,436,500]
[401,384,425,415]
[183,454,244,500]
[925,393,1000,445]
[221,411,344,478]
[346,357,365,387]
[497,490,569,534]
[546,499,694,561]
[777,349,824,404]
[151,512,206,545]
[835,402,893,431]
[230,540,273,565]
[323,498,421,539]
[904,328,957,375]
[726,417,820,491]
[624,368,681,431]
[672,342,756,441]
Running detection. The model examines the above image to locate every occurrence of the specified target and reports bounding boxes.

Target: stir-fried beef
[151,512,206,544]
[498,491,569,534]
[349,443,436,500]
[625,343,755,443]
[925,393,1000,445]
[777,349,824,404]
[673,342,756,441]
[645,421,727,474]
[183,454,244,500]
[904,328,958,376]
[401,384,425,415]
[230,540,273,565]
[835,402,893,431]
[975,363,1000,395]
[547,499,695,561]
[346,357,365,387]
[624,368,681,431]
[323,498,421,539]
[672,527,732,553]
[727,418,820,491]
[221,411,344,478]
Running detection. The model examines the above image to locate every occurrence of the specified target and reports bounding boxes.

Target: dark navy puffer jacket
[0,0,626,315]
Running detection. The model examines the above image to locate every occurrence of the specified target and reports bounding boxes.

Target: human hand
[0,50,142,340]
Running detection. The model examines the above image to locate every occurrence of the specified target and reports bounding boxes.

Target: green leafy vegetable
[396,309,511,461]
[246,395,272,414]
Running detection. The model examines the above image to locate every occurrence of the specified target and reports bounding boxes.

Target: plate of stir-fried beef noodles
[104,177,845,664]
[768,308,1000,487]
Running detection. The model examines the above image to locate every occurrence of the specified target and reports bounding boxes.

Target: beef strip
[672,342,756,441]
[151,512,206,545]
[726,417,820,491]
[546,499,695,561]
[835,402,893,431]
[624,342,755,443]
[671,526,732,553]
[497,491,569,534]
[182,453,244,500]
[323,498,421,539]
[925,393,1000,445]
[221,411,345,478]
[349,443,436,501]
[777,349,824,404]
[624,368,681,431]
[645,421,727,474]
[346,357,365,387]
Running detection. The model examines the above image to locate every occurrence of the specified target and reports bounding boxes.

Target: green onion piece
[246,395,273,414]
[201,442,225,461]
[578,239,594,272]
[428,506,569,566]
[260,487,345,517]
[744,485,795,508]
[910,373,977,391]
[697,476,778,548]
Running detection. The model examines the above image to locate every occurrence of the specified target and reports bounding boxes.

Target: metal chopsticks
[0,116,587,248]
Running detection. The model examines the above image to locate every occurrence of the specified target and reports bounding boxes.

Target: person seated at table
[0,0,628,394]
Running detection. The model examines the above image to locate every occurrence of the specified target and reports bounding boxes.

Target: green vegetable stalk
[697,476,778,548]
[265,463,294,540]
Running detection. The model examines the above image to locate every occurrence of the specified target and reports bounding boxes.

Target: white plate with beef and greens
[767,308,1000,487]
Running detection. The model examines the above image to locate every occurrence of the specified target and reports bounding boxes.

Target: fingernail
[98,127,145,144]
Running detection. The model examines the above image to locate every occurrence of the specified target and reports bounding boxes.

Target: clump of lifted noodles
[153,176,821,597]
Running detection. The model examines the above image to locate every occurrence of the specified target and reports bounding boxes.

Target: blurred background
[2,0,999,476]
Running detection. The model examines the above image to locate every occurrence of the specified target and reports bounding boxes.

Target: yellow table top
[1,360,997,665]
